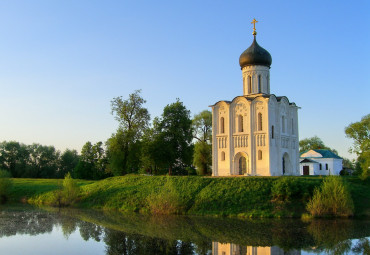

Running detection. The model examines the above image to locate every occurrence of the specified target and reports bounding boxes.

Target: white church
[211,19,300,176]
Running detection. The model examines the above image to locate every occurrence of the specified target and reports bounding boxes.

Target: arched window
[258,150,262,160]
[238,115,244,132]
[326,164,328,170]
[319,164,322,170]
[271,125,274,139]
[248,76,252,94]
[221,151,225,161]
[239,156,246,175]
[282,116,285,133]
[267,75,270,93]
[258,75,261,93]
[220,117,224,134]
[258,113,262,131]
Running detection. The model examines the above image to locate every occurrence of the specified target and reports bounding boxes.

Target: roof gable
[300,149,342,159]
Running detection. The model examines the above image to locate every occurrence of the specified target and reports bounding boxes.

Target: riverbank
[7,175,370,218]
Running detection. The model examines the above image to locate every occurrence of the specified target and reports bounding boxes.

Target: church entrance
[303,166,309,175]
[233,152,249,175]
[239,156,247,175]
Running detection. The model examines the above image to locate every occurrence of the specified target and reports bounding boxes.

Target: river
[0,206,369,254]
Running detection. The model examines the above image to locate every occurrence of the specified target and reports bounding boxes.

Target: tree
[299,136,338,155]
[109,90,150,175]
[58,149,80,178]
[345,114,370,179]
[193,141,212,175]
[0,141,29,177]
[192,110,212,175]
[154,99,193,175]
[27,143,60,178]
[192,110,212,143]
[73,142,107,180]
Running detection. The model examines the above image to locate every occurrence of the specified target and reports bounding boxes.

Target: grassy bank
[7,175,370,218]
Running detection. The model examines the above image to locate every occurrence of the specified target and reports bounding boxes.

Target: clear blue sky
[0,0,369,160]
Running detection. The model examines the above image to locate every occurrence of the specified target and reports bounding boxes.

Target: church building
[210,19,300,176]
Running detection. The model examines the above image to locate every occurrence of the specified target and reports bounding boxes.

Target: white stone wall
[241,65,270,95]
[299,157,343,176]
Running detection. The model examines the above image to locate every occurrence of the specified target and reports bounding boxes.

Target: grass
[6,175,370,218]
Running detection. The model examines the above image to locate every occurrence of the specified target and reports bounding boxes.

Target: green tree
[345,114,370,179]
[0,141,29,177]
[154,99,193,175]
[192,110,212,175]
[58,149,80,178]
[73,142,107,179]
[109,90,150,175]
[299,136,338,155]
[27,143,60,178]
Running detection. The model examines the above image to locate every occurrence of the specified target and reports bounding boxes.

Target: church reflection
[212,242,301,255]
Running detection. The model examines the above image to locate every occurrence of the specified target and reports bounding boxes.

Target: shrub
[52,173,80,207]
[271,177,299,202]
[306,176,354,217]
[0,169,12,204]
[147,177,185,214]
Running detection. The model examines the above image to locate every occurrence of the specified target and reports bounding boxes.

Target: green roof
[300,149,342,159]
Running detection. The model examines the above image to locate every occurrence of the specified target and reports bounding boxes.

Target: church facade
[210,20,300,176]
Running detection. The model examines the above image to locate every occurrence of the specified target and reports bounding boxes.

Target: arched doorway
[239,156,246,175]
[234,152,249,175]
[282,152,291,175]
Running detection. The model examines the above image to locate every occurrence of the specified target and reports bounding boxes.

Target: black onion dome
[239,36,272,68]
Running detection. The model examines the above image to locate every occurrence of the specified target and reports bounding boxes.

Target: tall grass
[307,176,354,217]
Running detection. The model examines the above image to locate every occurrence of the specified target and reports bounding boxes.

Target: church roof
[209,94,298,107]
[300,158,319,164]
[239,36,272,69]
[300,149,342,159]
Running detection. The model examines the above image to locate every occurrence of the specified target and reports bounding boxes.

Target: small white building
[300,149,343,176]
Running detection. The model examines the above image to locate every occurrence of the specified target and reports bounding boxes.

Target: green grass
[6,175,370,218]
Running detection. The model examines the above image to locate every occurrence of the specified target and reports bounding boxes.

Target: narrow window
[258,75,261,93]
[258,150,262,160]
[271,125,274,139]
[248,76,252,94]
[221,151,225,161]
[220,117,224,134]
[238,115,244,132]
[267,75,270,93]
[258,113,262,131]
[291,119,294,134]
[326,164,328,170]
[282,116,285,133]
[319,164,322,170]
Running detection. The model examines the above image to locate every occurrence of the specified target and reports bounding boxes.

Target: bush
[0,169,12,204]
[146,177,185,214]
[271,177,299,202]
[52,173,80,207]
[306,176,354,217]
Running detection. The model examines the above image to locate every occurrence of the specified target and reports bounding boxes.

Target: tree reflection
[0,206,369,255]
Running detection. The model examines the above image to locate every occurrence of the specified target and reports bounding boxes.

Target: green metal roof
[300,149,342,159]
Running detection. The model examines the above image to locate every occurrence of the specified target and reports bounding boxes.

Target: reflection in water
[212,242,300,255]
[0,206,369,255]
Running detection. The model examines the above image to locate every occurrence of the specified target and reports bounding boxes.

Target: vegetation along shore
[4,175,370,218]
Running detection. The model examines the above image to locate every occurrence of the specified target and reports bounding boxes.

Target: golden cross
[251,18,258,35]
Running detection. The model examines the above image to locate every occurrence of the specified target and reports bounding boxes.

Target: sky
[0,0,369,160]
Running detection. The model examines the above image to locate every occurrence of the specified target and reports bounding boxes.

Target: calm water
[0,206,369,255]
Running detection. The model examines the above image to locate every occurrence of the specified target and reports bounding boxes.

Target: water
[0,206,369,255]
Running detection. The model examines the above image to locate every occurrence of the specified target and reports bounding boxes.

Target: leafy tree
[192,110,212,143]
[73,142,107,180]
[0,169,12,204]
[192,110,212,175]
[193,141,212,175]
[345,114,370,179]
[0,141,29,177]
[27,143,60,178]
[154,99,193,175]
[299,136,338,155]
[58,149,80,178]
[109,90,150,175]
